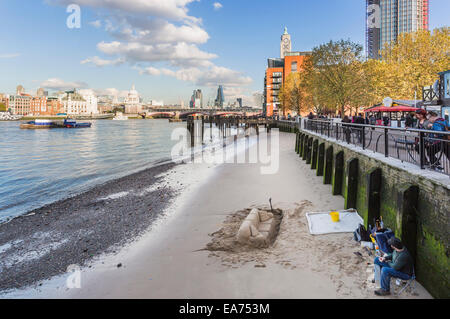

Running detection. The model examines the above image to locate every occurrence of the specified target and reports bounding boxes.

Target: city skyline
[0,0,449,106]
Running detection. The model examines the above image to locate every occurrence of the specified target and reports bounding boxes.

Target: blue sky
[0,0,449,105]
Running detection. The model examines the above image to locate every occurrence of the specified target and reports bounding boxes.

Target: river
[0,119,186,223]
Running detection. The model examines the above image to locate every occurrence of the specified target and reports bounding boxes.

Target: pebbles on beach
[0,162,177,292]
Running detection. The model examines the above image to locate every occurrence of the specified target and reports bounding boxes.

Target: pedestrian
[427,111,449,170]
[414,109,431,165]
[405,113,413,128]
[342,115,352,143]
[373,237,414,296]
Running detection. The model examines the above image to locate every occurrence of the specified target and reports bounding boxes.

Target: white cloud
[140,66,162,76]
[95,88,129,97]
[48,0,254,96]
[89,20,102,28]
[81,56,125,67]
[111,19,210,45]
[0,53,20,59]
[195,65,252,87]
[98,41,217,63]
[40,78,88,91]
[80,87,129,98]
[139,65,252,88]
[52,0,200,22]
[39,80,131,98]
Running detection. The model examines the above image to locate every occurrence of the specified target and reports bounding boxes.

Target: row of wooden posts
[186,116,277,147]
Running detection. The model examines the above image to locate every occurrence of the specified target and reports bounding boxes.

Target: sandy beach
[1,132,432,299]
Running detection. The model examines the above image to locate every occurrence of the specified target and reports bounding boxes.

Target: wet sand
[1,132,432,298]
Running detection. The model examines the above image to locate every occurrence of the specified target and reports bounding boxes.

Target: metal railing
[299,119,450,177]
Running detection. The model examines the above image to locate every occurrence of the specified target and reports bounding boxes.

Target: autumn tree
[369,27,450,100]
[279,72,310,115]
[309,40,369,117]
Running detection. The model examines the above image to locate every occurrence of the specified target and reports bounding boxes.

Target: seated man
[373,237,414,296]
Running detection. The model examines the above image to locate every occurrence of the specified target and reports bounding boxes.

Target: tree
[279,72,309,115]
[372,27,450,100]
[277,29,450,118]
[309,40,369,117]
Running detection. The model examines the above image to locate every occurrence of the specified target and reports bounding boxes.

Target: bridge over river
[139,108,262,119]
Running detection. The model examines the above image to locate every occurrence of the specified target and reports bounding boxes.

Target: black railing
[300,119,450,177]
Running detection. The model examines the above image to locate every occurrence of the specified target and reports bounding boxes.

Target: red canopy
[364,105,420,113]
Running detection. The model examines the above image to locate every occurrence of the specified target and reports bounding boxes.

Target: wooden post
[345,158,359,210]
[190,118,195,148]
[201,116,204,145]
[332,151,343,194]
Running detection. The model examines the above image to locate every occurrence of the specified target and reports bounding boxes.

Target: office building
[7,94,32,115]
[215,85,224,108]
[237,98,243,108]
[61,89,89,115]
[190,89,203,108]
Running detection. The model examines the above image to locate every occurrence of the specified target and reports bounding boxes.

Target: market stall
[364,105,420,127]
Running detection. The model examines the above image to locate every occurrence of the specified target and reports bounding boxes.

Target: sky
[0,0,449,106]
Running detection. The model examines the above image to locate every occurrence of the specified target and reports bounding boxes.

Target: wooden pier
[185,116,277,147]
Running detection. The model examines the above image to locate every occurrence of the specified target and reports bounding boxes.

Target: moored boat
[20,119,55,129]
[113,112,128,121]
[20,119,92,129]
[63,119,92,128]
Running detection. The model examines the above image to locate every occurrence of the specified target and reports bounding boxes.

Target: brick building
[264,28,311,117]
[7,94,32,115]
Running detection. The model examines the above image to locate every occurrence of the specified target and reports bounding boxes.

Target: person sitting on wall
[373,237,414,296]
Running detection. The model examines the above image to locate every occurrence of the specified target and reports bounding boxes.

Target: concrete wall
[295,129,449,299]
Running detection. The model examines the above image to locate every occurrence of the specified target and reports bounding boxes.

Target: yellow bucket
[330,211,340,222]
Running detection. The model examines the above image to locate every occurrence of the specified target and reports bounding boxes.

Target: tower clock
[280,27,291,59]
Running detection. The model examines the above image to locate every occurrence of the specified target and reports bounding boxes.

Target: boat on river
[113,112,128,121]
[20,119,55,129]
[20,119,92,129]
[63,119,92,128]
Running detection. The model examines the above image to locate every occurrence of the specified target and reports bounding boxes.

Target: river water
[0,119,186,223]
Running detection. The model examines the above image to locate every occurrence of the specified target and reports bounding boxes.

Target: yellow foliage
[371,27,450,100]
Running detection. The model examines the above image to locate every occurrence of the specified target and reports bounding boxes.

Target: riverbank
[0,161,179,291]
[0,112,22,121]
[1,132,432,298]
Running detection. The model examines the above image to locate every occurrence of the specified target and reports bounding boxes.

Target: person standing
[405,113,413,128]
[427,111,449,169]
[413,109,431,165]
[342,115,352,143]
[369,114,376,126]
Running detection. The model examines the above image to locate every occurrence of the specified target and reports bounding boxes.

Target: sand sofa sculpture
[237,208,279,248]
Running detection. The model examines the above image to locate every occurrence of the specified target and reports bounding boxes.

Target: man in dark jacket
[373,237,414,296]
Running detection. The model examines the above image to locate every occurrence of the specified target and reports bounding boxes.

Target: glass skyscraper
[215,85,224,109]
[366,0,429,59]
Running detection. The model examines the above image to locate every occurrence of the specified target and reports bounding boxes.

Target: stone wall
[295,129,449,299]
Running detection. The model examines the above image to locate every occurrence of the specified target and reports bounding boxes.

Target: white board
[306,210,364,235]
